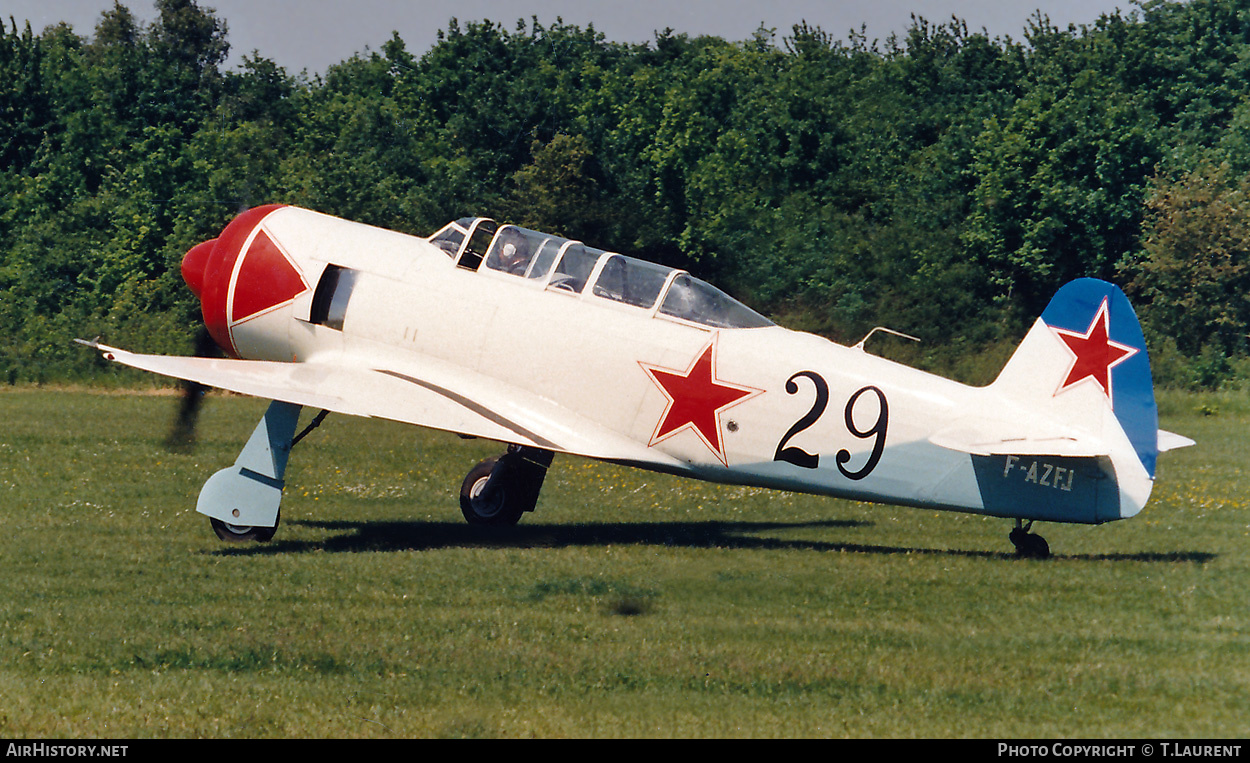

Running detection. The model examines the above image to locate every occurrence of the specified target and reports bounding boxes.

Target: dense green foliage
[3,0,1250,387]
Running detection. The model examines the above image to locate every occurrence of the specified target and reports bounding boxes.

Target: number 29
[773,373,889,481]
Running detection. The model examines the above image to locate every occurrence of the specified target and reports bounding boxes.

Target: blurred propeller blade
[165,327,218,452]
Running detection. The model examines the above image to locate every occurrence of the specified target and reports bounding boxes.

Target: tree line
[2,0,1248,387]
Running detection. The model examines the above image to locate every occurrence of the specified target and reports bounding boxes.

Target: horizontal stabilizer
[1157,429,1196,452]
[929,419,1109,458]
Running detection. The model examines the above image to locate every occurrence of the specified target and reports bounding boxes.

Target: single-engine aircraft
[82,205,1194,558]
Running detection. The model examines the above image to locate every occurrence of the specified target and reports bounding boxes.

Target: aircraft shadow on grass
[212,517,1216,564]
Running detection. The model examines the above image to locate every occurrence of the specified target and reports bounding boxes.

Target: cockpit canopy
[428,218,773,330]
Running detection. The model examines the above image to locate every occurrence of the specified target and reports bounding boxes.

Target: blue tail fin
[993,278,1159,478]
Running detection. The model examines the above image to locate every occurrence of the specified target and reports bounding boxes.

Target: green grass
[0,387,1247,738]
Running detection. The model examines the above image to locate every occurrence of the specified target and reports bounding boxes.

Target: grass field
[0,387,1246,738]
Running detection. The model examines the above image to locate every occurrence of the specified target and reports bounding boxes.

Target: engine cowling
[180,205,303,358]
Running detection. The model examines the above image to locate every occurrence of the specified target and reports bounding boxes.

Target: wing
[84,341,684,470]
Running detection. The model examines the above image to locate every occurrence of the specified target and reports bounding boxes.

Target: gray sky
[7,0,1138,75]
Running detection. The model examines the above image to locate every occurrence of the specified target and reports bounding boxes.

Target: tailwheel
[210,511,279,543]
[1009,519,1050,559]
[459,446,553,526]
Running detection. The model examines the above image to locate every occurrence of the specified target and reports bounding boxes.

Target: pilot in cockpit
[493,228,534,275]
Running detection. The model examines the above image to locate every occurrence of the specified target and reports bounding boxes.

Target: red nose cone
[182,238,217,298]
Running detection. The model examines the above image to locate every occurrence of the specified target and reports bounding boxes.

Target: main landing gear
[460,445,554,526]
[199,399,553,541]
[1009,519,1051,559]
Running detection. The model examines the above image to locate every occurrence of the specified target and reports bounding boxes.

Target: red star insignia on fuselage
[640,338,762,465]
[1049,297,1138,408]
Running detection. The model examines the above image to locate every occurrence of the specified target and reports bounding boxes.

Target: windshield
[659,274,774,329]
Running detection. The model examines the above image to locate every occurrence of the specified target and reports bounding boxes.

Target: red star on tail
[1049,297,1138,408]
[641,339,761,465]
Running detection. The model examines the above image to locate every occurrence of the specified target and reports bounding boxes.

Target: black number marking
[773,371,828,469]
[772,377,891,480]
[835,386,888,481]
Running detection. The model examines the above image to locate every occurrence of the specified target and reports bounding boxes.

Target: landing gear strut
[460,445,554,526]
[1009,519,1050,559]
[199,403,328,543]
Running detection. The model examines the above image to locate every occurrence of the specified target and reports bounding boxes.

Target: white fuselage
[219,207,1152,523]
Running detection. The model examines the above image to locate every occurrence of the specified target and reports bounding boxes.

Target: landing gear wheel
[1009,520,1050,559]
[459,447,554,526]
[210,510,279,543]
[460,456,525,526]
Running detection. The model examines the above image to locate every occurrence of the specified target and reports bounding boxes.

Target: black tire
[210,510,279,543]
[460,456,525,526]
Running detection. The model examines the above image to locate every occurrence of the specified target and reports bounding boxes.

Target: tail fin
[990,278,1159,478]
